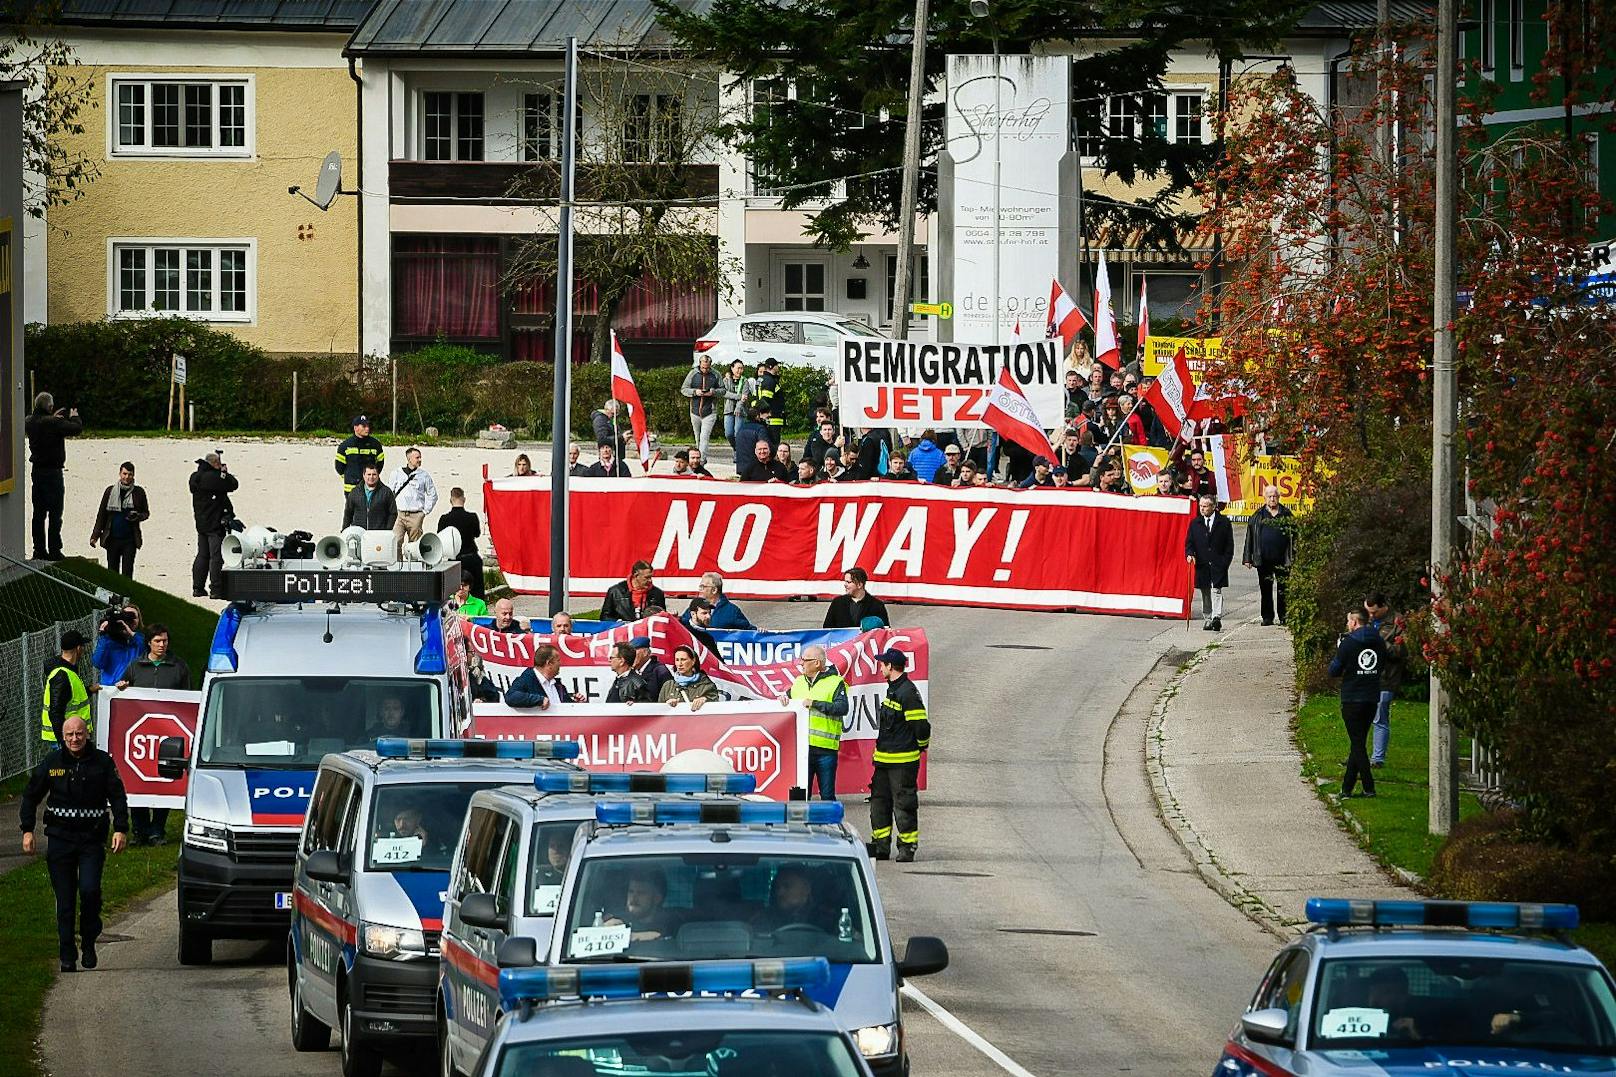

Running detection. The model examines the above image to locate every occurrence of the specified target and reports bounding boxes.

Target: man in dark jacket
[334,414,385,499]
[804,420,841,470]
[591,400,627,463]
[437,487,485,599]
[504,644,582,709]
[823,568,889,629]
[600,561,667,623]
[1242,485,1295,626]
[867,648,929,863]
[756,357,784,448]
[343,463,398,531]
[733,407,771,474]
[25,392,83,561]
[583,443,632,478]
[118,624,190,845]
[189,453,239,599]
[604,642,652,703]
[19,716,129,971]
[1185,493,1234,631]
[1329,608,1388,798]
[89,461,150,578]
[738,439,788,483]
[630,636,673,698]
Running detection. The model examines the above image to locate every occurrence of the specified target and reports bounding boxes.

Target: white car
[694,312,887,374]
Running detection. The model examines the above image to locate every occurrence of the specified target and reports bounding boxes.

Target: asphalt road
[41,585,1277,1077]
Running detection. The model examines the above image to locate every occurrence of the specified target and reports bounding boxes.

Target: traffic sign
[126,712,191,784]
[713,724,783,793]
[909,302,953,319]
[172,354,187,386]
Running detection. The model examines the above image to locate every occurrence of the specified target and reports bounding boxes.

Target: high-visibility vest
[40,665,92,742]
[789,672,846,752]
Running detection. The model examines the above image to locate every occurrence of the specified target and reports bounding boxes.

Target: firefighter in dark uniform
[867,648,929,864]
[334,414,386,500]
[757,357,784,449]
[19,716,129,972]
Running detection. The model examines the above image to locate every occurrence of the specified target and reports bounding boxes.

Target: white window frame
[420,90,485,162]
[1508,0,1525,81]
[1080,91,1207,163]
[106,237,256,324]
[107,73,255,159]
[1480,0,1496,75]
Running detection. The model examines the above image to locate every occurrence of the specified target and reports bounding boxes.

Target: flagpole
[548,34,579,613]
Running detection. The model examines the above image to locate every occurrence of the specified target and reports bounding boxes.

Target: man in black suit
[1184,493,1234,631]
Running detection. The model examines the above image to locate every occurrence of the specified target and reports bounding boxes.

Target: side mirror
[496,937,537,968]
[1241,1008,1293,1046]
[304,849,349,884]
[460,892,505,931]
[896,935,949,978]
[156,736,190,779]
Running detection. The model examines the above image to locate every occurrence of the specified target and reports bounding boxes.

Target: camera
[100,605,135,645]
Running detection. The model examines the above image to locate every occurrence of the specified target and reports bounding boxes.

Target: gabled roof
[345,0,710,58]
[45,0,375,31]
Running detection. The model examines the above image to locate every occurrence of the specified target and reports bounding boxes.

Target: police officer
[867,648,928,863]
[41,629,96,744]
[756,358,784,449]
[334,414,385,499]
[20,716,129,972]
[780,645,848,802]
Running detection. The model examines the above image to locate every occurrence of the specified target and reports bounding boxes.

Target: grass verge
[53,557,218,676]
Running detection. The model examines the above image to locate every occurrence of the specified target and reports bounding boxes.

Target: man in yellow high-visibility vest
[40,629,96,744]
[781,645,848,802]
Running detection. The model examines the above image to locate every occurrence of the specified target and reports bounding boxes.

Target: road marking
[900,983,1041,1077]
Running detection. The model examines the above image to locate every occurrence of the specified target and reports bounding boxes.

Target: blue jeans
[1371,690,1394,764]
[808,747,838,802]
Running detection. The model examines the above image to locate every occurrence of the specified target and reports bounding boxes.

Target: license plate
[274,892,293,910]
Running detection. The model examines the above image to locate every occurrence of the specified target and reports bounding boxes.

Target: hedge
[24,320,830,441]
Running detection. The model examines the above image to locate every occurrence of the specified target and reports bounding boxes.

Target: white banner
[836,336,1064,430]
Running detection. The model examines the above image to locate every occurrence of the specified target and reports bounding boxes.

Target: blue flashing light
[593,799,843,827]
[533,772,758,795]
[415,606,447,675]
[375,737,581,761]
[1305,897,1579,931]
[207,604,243,673]
[497,957,829,1010]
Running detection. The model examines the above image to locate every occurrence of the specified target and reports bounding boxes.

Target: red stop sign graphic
[713,725,782,792]
[126,713,191,784]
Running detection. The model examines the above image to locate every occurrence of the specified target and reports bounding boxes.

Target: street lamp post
[970,0,1001,340]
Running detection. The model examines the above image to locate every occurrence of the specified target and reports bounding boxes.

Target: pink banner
[96,689,201,809]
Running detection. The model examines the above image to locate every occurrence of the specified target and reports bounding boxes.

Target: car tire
[438,1009,463,1077]
[177,923,212,966]
[340,983,383,1077]
[289,950,332,1052]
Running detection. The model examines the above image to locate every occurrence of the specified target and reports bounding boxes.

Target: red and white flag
[1144,346,1194,440]
[610,331,651,467]
[1207,434,1244,505]
[1047,279,1087,352]
[983,366,1054,464]
[1094,250,1120,369]
[1137,275,1150,353]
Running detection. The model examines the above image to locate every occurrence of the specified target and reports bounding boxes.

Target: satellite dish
[313,151,343,210]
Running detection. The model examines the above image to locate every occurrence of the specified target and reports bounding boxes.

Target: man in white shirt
[388,446,440,547]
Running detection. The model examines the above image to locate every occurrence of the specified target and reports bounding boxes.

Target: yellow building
[34,1,367,355]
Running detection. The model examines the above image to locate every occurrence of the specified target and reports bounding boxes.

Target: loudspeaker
[402,532,448,568]
[358,529,397,567]
[222,526,284,568]
[314,534,348,568]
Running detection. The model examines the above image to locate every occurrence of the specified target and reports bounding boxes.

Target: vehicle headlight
[853,1023,899,1058]
[183,819,229,853]
[361,921,428,961]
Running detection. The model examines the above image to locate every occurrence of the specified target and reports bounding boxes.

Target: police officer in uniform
[781,645,848,802]
[756,358,785,449]
[334,414,385,501]
[867,648,928,863]
[20,716,129,971]
[41,629,95,744]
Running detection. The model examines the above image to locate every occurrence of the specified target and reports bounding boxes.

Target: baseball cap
[352,414,370,426]
[1035,456,1052,467]
[60,629,87,650]
[1052,466,1069,476]
[628,635,652,648]
[875,648,908,670]
[944,445,962,455]
[762,357,780,369]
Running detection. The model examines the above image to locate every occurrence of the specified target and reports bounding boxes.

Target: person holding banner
[117,623,191,845]
[658,646,719,709]
[605,642,653,704]
[504,644,581,710]
[781,645,849,802]
[823,568,889,630]
[868,649,929,863]
[1186,493,1235,632]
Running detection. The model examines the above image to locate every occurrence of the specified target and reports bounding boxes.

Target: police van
[437,771,756,1077]
[540,797,949,1077]
[287,737,579,1077]
[157,531,474,965]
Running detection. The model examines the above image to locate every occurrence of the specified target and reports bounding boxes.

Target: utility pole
[1428,0,1459,835]
[891,0,929,341]
[548,35,579,613]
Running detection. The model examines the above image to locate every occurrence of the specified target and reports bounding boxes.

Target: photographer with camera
[25,392,83,562]
[91,602,144,688]
[89,462,150,579]
[189,452,239,600]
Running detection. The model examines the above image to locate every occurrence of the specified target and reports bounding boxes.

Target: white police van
[157,535,473,965]
[287,737,579,1077]
[437,771,755,1077]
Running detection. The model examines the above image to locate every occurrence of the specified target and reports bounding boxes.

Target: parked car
[693,312,887,374]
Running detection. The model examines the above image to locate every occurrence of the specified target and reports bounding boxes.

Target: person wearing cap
[821,448,850,483]
[630,636,673,698]
[335,415,385,499]
[780,645,848,802]
[933,443,964,487]
[868,648,928,863]
[189,451,238,599]
[823,567,889,629]
[756,358,785,448]
[1019,457,1056,489]
[41,630,97,744]
[1051,466,1073,488]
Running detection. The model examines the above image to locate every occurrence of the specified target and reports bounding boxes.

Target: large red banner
[467,703,806,801]
[96,689,201,809]
[485,477,1191,615]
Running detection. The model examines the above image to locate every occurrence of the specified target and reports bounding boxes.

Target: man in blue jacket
[91,604,144,687]
[693,572,753,630]
[1329,608,1388,799]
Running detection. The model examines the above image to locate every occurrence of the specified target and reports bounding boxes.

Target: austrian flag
[1143,346,1195,439]
[983,367,1054,463]
[1047,279,1087,351]
[610,330,652,467]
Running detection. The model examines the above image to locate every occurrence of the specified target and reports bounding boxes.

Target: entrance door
[779,259,828,311]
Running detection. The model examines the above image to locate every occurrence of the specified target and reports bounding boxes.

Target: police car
[542,797,949,1077]
[437,771,756,1077]
[287,737,580,1077]
[477,957,876,1077]
[1216,898,1616,1076]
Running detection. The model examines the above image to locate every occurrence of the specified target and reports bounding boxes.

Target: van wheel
[178,924,212,966]
[289,943,331,1051]
[340,982,383,1077]
[438,1009,463,1077]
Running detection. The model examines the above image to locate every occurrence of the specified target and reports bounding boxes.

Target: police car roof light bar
[208,604,244,673]
[415,606,447,675]
[593,799,844,827]
[533,772,758,795]
[375,737,582,761]
[1304,897,1579,931]
[497,957,830,1010]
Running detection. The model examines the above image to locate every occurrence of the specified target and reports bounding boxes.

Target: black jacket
[1185,511,1235,589]
[601,581,667,622]
[605,669,653,704]
[582,459,632,478]
[90,483,151,548]
[823,592,889,630]
[335,434,386,492]
[738,457,789,483]
[343,483,398,531]
[758,370,784,427]
[874,674,930,764]
[852,430,888,480]
[1329,625,1388,703]
[1243,504,1295,570]
[124,656,192,690]
[437,506,482,558]
[734,421,769,468]
[19,745,129,840]
[189,460,239,535]
[25,410,83,470]
[591,410,627,462]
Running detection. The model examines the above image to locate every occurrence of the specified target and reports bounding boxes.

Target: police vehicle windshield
[495,1030,865,1077]
[368,782,509,872]
[529,821,586,916]
[561,854,879,964]
[1311,956,1616,1054]
[199,677,434,767]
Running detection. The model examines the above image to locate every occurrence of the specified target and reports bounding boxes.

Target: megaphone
[314,534,348,568]
[222,526,285,568]
[402,532,448,568]
[357,529,398,567]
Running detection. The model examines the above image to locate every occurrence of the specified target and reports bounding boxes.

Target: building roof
[345,0,710,57]
[45,0,375,31]
[1295,1,1437,32]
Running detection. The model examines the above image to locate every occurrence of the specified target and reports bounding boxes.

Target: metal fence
[1468,737,1506,794]
[0,613,97,782]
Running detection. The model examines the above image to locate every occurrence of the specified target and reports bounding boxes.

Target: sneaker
[1202,621,1214,631]
[81,944,97,969]
[1210,617,1222,631]
[894,845,917,863]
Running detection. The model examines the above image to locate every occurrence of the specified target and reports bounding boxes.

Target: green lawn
[52,558,218,676]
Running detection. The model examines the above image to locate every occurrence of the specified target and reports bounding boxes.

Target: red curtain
[393,237,500,339]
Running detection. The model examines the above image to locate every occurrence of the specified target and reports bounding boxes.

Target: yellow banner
[1141,335,1222,377]
[1123,446,1172,495]
[1227,453,1312,516]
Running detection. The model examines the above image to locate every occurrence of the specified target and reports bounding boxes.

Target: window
[1108,95,1137,142]
[1481,0,1496,74]
[110,76,252,156]
[885,253,931,322]
[803,321,842,348]
[1140,271,1203,320]
[111,240,253,322]
[1143,94,1168,139]
[740,320,798,344]
[1251,949,1310,1043]
[623,94,682,163]
[455,808,513,898]
[303,771,355,856]
[1508,0,1524,78]
[392,236,500,341]
[423,91,484,161]
[1173,93,1204,144]
[523,92,554,161]
[1074,102,1103,158]
[1082,92,1206,160]
[783,262,828,311]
